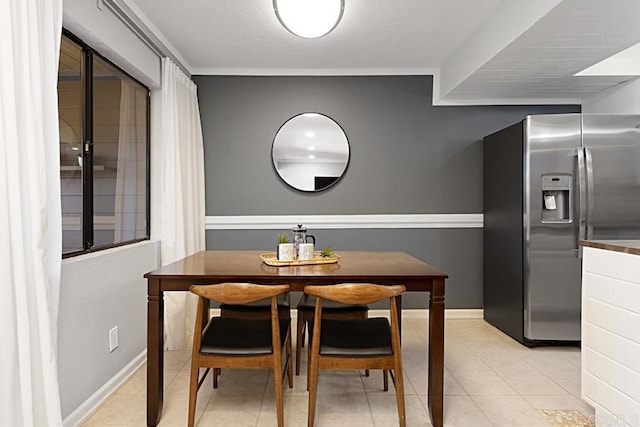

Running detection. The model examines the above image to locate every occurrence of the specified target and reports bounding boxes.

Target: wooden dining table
[144,250,448,427]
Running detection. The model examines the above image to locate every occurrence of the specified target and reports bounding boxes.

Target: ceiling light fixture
[273,0,344,39]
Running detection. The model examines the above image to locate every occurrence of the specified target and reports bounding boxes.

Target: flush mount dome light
[274,0,344,39]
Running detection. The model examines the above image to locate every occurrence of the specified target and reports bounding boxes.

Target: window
[59,31,150,257]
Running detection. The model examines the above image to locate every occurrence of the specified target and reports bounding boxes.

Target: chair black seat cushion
[200,317,290,355]
[310,318,393,356]
[296,294,369,313]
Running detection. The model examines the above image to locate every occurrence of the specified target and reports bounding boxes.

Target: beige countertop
[579,239,640,256]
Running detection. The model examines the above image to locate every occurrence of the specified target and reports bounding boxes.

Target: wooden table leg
[147,279,164,426]
[428,278,445,427]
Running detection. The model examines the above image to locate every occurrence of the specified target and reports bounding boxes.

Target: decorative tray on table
[260,252,341,267]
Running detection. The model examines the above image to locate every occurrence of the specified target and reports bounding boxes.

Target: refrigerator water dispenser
[541,174,572,223]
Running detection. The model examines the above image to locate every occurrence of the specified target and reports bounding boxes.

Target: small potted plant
[277,233,295,261]
[320,246,335,258]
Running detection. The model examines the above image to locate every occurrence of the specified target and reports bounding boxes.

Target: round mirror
[272,113,349,192]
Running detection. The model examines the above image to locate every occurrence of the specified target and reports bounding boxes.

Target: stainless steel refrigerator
[483,114,640,345]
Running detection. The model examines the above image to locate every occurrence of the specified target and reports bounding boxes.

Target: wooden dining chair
[294,294,369,375]
[188,283,293,427]
[305,283,406,427]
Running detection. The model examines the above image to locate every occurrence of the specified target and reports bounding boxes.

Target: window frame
[61,30,151,258]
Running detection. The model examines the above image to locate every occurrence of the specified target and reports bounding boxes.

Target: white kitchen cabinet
[581,241,640,427]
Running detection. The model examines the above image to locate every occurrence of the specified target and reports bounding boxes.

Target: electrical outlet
[109,326,119,352]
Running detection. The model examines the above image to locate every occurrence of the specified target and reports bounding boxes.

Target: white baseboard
[214,308,483,320]
[369,308,483,319]
[444,309,484,319]
[63,350,147,427]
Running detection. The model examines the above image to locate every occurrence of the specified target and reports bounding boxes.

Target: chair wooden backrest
[304,283,405,305]
[191,282,290,305]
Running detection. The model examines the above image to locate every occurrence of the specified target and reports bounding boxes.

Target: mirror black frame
[271,112,350,193]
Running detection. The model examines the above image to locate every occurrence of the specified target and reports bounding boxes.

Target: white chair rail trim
[205,214,483,230]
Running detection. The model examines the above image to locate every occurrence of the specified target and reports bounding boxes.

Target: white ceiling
[125,0,640,104]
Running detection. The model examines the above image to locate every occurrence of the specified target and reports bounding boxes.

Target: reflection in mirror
[272,113,349,192]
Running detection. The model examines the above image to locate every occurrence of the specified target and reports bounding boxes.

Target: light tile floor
[82,318,595,426]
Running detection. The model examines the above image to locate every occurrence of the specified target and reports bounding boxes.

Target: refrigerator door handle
[585,147,595,240]
[577,148,587,257]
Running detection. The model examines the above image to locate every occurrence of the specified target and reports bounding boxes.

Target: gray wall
[194,75,579,308]
[58,241,159,419]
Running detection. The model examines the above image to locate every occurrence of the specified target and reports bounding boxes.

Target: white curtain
[115,80,147,242]
[0,0,63,426]
[160,58,206,350]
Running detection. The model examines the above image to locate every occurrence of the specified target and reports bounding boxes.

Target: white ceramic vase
[277,243,295,261]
